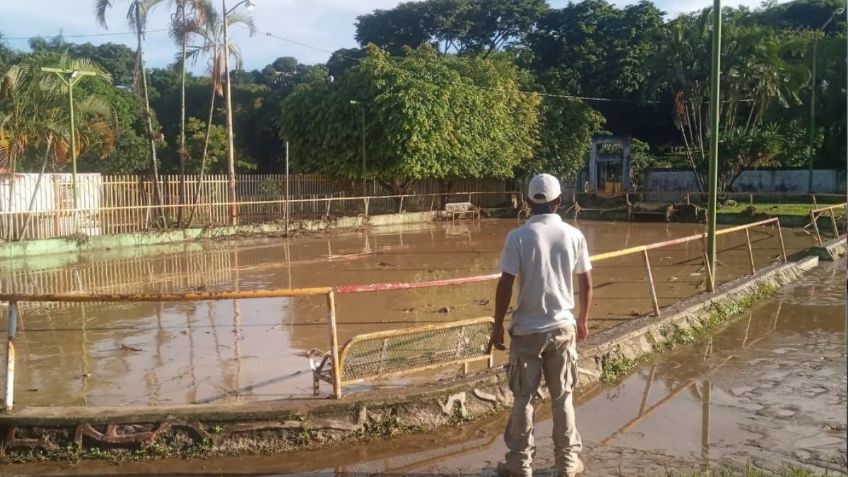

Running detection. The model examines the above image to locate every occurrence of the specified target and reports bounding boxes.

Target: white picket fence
[0,173,515,241]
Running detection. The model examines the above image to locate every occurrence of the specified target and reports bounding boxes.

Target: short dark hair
[528,196,561,215]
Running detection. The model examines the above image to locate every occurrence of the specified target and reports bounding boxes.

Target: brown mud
[6,257,842,476]
[0,219,817,408]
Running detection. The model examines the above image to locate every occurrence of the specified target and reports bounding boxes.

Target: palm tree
[145,0,209,225]
[94,0,166,223]
[184,4,254,225]
[0,54,114,241]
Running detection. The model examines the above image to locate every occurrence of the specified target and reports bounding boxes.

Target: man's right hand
[489,324,506,351]
[576,319,589,342]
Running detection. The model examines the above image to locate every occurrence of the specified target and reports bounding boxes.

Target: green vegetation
[715,203,825,216]
[0,0,842,187]
[673,466,835,476]
[600,282,777,384]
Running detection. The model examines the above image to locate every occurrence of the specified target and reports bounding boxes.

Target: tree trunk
[19,134,53,241]
[187,74,218,227]
[135,9,166,228]
[4,154,16,241]
[177,5,188,227]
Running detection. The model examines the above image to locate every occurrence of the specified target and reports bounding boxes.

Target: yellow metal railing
[808,203,846,245]
[0,218,787,408]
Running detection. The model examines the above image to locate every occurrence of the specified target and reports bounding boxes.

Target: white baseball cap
[527,173,562,204]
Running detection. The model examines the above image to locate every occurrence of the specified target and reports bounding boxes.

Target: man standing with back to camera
[490,173,593,477]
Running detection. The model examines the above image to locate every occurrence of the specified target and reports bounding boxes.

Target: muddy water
[0,219,816,407]
[11,257,841,477]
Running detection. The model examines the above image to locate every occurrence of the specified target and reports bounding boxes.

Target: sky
[1,0,771,71]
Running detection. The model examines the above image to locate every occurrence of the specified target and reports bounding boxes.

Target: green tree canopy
[279,45,540,194]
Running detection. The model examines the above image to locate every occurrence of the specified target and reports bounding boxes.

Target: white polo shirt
[499,213,592,336]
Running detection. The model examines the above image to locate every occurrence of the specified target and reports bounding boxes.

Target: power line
[1,28,170,41]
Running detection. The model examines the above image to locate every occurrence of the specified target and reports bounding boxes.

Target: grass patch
[600,282,778,385]
[715,203,818,216]
[669,465,837,476]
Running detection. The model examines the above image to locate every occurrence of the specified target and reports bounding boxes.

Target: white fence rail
[0,174,515,242]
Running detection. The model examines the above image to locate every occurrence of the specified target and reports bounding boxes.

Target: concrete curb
[0,254,820,460]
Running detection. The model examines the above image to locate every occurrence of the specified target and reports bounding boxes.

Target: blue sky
[2,0,769,70]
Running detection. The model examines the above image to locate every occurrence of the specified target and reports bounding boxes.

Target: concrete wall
[643,169,846,193]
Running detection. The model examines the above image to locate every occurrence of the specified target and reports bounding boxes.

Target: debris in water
[27,388,38,392]
[378,261,395,267]
[402,307,415,313]
[669,276,678,281]
[121,344,143,352]
[437,306,454,313]
[474,298,490,305]
[629,309,640,316]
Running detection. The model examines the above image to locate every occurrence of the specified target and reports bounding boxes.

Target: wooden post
[810,211,823,246]
[398,196,404,214]
[5,302,17,413]
[326,292,342,399]
[364,198,369,217]
[745,229,756,275]
[828,207,839,238]
[643,250,660,317]
[776,221,787,262]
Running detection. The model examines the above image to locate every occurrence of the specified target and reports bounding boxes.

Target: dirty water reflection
[0,219,816,407]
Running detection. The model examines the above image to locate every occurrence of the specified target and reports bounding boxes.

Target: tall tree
[184,3,254,224]
[0,53,114,240]
[145,0,209,224]
[94,0,166,220]
[355,0,547,57]
[280,45,540,194]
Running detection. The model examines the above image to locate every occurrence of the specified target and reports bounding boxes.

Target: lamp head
[245,0,255,11]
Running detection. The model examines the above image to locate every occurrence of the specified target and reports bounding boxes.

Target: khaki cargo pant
[504,325,582,473]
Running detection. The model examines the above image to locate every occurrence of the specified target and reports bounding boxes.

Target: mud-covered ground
[0,219,816,408]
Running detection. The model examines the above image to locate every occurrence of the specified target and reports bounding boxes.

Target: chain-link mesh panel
[341,319,493,381]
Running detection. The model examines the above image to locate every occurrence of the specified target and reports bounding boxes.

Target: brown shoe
[557,458,584,477]
[497,461,532,477]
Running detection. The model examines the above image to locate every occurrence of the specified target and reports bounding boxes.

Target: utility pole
[807,8,844,193]
[41,67,96,230]
[706,0,722,291]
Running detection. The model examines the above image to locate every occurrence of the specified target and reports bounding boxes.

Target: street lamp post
[350,100,367,196]
[807,7,844,193]
[222,0,255,226]
[41,67,96,220]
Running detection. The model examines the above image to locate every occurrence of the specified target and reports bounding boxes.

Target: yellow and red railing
[0,218,786,408]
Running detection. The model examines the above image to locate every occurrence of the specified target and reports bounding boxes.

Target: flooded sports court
[0,218,818,408]
[7,238,844,476]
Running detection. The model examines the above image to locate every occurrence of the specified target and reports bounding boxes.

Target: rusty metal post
[5,302,17,413]
[776,221,787,262]
[643,250,660,316]
[810,211,823,246]
[326,291,342,399]
[745,229,756,275]
[829,207,839,238]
